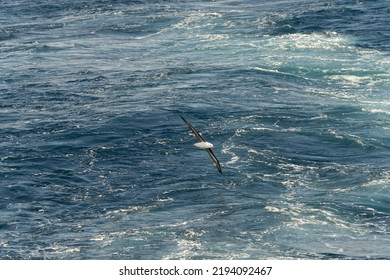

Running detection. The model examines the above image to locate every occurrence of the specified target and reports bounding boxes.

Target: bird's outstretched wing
[180,115,205,142]
[207,148,222,174]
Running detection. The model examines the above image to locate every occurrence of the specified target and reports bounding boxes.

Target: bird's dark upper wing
[180,115,206,142]
[207,148,222,174]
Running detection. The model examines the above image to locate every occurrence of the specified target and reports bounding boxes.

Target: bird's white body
[194,141,213,149]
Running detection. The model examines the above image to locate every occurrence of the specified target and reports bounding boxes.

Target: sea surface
[1,0,389,259]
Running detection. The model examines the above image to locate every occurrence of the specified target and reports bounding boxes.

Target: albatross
[180,115,222,174]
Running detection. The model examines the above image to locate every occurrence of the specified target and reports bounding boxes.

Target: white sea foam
[327,75,367,85]
[266,31,350,51]
[362,108,390,116]
[197,34,230,41]
[172,12,223,29]
[226,155,239,165]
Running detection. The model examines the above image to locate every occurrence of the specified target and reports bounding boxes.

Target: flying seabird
[180,115,222,174]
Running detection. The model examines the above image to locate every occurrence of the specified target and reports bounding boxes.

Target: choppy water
[1,0,389,259]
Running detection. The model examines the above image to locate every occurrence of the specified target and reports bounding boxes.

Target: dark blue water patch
[1,0,110,21]
[95,11,179,38]
[266,0,390,51]
[0,29,15,41]
[0,23,68,44]
[315,252,371,260]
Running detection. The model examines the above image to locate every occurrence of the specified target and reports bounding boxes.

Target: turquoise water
[1,0,389,259]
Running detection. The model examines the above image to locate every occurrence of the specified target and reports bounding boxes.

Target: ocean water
[1,0,389,259]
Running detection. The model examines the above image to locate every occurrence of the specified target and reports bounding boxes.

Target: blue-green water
[1,0,389,259]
